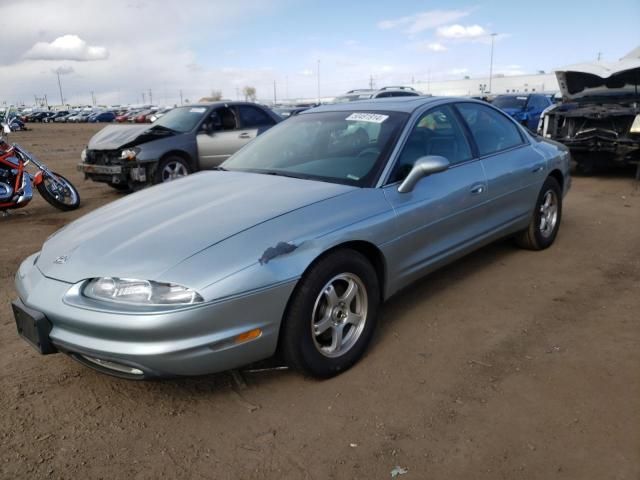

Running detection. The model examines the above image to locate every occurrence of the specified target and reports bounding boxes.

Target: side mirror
[397,155,450,193]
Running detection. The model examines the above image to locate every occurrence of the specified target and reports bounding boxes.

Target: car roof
[305,96,463,114]
[177,101,265,109]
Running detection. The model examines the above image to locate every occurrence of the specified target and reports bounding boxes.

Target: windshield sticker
[189,107,206,113]
[346,113,388,124]
[346,174,360,181]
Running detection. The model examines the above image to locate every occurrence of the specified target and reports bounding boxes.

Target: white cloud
[298,69,314,76]
[436,24,487,40]
[449,68,469,75]
[411,41,448,53]
[24,34,109,61]
[378,9,472,35]
[427,42,447,52]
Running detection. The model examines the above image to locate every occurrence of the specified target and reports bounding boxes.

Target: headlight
[83,277,203,306]
[120,147,140,160]
[80,148,87,162]
[630,114,640,134]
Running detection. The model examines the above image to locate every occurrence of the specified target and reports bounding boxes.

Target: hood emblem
[54,255,69,265]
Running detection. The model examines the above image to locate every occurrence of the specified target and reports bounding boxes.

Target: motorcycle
[0,114,26,131]
[0,123,80,214]
[8,117,27,131]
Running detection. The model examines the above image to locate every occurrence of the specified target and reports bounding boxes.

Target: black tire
[153,155,191,185]
[280,249,380,378]
[108,182,131,192]
[36,172,81,211]
[515,176,562,250]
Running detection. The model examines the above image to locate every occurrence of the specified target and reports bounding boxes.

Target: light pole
[316,59,321,104]
[56,71,65,105]
[488,33,497,94]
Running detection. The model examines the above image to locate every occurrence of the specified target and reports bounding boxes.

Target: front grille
[86,150,121,165]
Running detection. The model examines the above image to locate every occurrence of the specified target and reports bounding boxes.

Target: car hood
[87,124,173,150]
[36,171,355,284]
[555,57,640,103]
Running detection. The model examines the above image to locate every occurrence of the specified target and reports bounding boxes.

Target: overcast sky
[1,0,638,106]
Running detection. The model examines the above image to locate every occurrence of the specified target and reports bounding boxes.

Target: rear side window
[456,103,524,156]
[237,105,276,128]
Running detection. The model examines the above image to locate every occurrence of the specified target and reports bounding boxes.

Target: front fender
[135,134,198,167]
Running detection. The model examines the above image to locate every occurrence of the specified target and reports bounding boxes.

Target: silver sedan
[13,97,571,379]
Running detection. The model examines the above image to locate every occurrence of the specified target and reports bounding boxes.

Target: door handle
[238,132,251,139]
[531,165,544,173]
[470,184,485,195]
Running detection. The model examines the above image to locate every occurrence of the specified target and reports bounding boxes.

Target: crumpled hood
[554,58,640,102]
[37,171,354,284]
[87,124,156,150]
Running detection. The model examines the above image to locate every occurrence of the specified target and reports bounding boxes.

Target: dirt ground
[0,123,638,480]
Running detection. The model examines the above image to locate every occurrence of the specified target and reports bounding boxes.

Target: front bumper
[77,161,149,185]
[14,256,296,378]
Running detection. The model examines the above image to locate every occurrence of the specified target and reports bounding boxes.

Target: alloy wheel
[161,161,188,182]
[311,273,368,358]
[539,190,558,238]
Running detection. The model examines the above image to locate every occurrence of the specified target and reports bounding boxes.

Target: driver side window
[203,107,237,133]
[389,105,471,183]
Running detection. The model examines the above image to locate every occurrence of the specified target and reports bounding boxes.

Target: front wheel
[36,172,81,211]
[154,155,191,184]
[280,249,380,378]
[515,176,562,250]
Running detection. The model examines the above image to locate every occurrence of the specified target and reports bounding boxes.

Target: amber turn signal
[235,328,262,344]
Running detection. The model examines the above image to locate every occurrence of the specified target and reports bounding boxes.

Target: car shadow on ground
[572,163,639,180]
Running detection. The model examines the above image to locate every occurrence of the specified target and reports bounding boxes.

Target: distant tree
[242,86,257,102]
[198,90,223,103]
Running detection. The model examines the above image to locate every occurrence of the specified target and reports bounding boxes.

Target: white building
[408,72,559,97]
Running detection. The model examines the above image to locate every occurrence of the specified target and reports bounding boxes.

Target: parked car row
[18,106,175,124]
[115,107,173,123]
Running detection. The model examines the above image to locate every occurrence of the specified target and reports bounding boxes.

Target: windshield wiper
[211,166,227,171]
[147,124,176,133]
[260,170,302,179]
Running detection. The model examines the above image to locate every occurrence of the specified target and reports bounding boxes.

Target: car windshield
[492,96,527,109]
[151,106,207,132]
[222,110,408,186]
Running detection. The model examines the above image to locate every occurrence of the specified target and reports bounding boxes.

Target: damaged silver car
[539,47,640,174]
[78,102,281,190]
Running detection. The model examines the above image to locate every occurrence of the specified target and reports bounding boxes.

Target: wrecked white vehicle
[539,48,640,174]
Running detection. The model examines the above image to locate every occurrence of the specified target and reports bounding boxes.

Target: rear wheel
[515,176,562,250]
[154,155,191,184]
[36,172,81,211]
[280,249,380,378]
